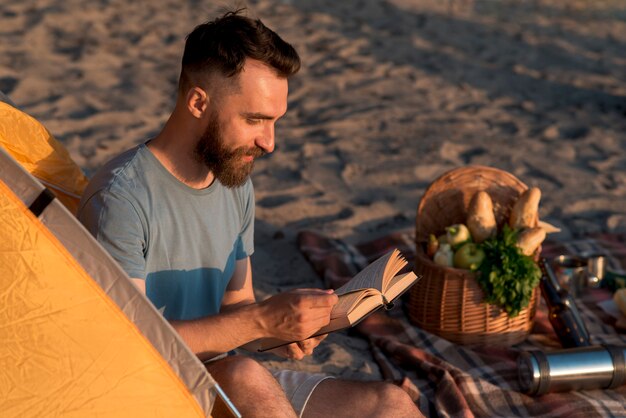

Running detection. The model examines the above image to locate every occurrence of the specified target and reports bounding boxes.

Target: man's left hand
[270,334,328,360]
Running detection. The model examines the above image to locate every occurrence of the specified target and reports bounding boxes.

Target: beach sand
[2,0,625,380]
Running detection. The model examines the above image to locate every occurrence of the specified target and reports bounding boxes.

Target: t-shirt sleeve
[78,189,147,279]
[237,181,255,259]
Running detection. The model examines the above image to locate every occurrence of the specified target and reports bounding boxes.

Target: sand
[2,0,625,380]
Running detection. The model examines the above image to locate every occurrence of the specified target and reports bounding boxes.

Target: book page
[330,288,381,319]
[382,271,419,302]
[335,249,402,296]
[381,249,409,292]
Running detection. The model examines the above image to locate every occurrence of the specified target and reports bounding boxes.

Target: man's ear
[185,87,209,118]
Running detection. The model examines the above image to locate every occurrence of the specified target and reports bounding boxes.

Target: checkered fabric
[298,230,626,417]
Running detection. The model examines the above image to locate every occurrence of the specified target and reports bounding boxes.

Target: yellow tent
[0,103,236,417]
[0,101,88,214]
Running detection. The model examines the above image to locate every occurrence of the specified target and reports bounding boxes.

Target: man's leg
[205,355,297,418]
[303,379,423,418]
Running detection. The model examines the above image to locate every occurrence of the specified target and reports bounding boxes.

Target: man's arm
[220,257,256,311]
[130,259,336,361]
[221,257,332,360]
[132,275,261,360]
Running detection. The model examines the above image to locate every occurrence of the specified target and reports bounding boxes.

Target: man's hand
[269,334,328,360]
[257,288,338,343]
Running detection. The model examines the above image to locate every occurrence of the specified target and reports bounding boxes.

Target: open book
[258,249,419,351]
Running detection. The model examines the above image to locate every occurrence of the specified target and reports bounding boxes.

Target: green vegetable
[476,225,541,317]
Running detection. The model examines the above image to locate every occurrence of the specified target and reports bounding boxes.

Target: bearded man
[78,10,420,418]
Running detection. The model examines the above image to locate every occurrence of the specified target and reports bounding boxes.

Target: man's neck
[147,118,215,190]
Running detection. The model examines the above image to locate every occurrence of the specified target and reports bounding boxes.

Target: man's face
[194,60,288,188]
[194,109,265,188]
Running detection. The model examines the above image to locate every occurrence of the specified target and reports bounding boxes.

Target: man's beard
[194,112,266,188]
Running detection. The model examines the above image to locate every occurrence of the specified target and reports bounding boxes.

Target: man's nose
[256,124,275,153]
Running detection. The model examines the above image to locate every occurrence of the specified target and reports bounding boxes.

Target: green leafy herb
[476,225,541,317]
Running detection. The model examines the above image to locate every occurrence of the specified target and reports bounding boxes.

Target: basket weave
[408,165,539,346]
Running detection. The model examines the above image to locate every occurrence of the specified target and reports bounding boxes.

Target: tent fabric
[0,101,88,214]
[0,147,217,417]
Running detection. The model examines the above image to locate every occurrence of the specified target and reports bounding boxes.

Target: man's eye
[246,118,261,125]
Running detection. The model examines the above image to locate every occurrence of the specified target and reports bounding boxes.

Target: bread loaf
[467,191,496,243]
[515,227,546,256]
[509,187,541,229]
[538,220,561,234]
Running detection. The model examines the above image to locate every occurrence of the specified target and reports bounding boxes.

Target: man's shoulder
[80,145,147,205]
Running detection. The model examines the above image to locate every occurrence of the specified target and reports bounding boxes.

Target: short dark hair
[179,10,301,92]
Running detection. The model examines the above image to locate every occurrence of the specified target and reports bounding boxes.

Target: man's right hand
[257,288,338,342]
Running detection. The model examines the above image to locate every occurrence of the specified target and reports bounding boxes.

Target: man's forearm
[169,288,337,360]
[170,302,266,360]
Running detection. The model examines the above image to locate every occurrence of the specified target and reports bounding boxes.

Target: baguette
[515,227,546,256]
[467,191,496,243]
[509,187,541,229]
[538,220,561,234]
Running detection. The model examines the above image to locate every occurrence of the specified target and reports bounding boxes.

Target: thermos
[518,261,625,396]
[518,345,626,395]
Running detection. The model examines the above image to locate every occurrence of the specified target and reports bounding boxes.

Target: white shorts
[204,354,332,417]
[272,369,333,417]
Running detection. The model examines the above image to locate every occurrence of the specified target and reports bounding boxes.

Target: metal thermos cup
[581,252,607,287]
[518,346,626,395]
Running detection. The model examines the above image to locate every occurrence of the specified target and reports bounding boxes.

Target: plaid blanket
[298,230,626,417]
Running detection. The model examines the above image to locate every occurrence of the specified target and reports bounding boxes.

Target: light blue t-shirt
[78,144,255,321]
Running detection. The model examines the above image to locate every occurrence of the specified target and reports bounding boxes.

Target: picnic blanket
[298,230,626,417]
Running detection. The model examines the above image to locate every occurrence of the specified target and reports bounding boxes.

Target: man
[79,11,420,418]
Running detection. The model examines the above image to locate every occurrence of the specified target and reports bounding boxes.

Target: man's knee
[306,379,419,418]
[205,356,298,418]
[371,382,417,414]
[205,355,272,387]
[349,381,419,418]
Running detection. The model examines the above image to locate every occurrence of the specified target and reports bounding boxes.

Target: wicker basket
[407,165,539,346]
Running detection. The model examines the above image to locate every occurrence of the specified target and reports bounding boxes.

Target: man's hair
[179,10,301,93]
